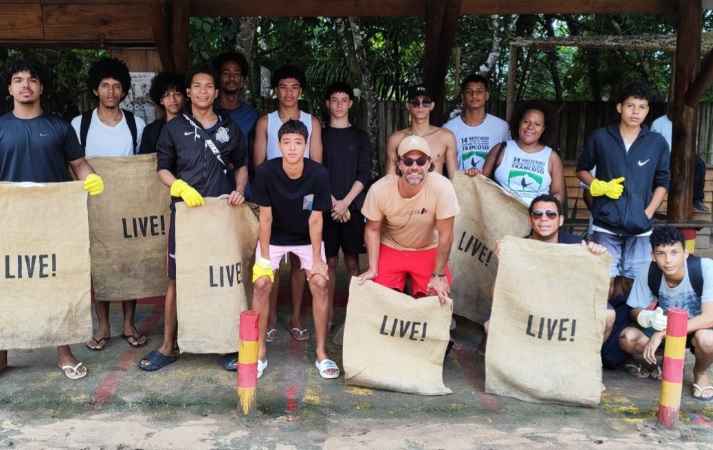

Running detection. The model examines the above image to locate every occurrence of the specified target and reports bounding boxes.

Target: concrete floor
[2,257,713,449]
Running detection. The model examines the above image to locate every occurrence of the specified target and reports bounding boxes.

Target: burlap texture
[175,198,258,354]
[485,236,611,407]
[0,181,92,349]
[344,278,453,395]
[449,172,530,323]
[87,154,170,300]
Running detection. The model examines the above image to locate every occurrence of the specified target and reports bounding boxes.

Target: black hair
[650,226,685,251]
[149,72,186,108]
[325,81,354,101]
[277,119,309,141]
[87,58,131,100]
[507,100,558,147]
[615,81,656,104]
[213,51,250,79]
[529,194,562,215]
[185,64,219,89]
[460,73,488,91]
[271,65,306,89]
[4,58,46,86]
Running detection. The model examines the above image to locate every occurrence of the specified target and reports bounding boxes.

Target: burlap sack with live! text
[0,182,92,349]
[344,278,453,395]
[485,236,610,407]
[88,155,171,301]
[450,173,530,323]
[176,198,259,354]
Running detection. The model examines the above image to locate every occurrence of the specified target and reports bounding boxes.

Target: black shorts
[167,209,176,279]
[323,209,366,259]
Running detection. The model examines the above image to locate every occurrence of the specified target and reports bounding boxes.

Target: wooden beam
[684,47,713,106]
[148,0,176,72]
[0,5,43,40]
[423,0,462,126]
[171,0,190,73]
[42,4,153,43]
[668,0,702,221]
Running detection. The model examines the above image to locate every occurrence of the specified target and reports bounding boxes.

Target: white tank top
[493,140,553,204]
[266,110,312,160]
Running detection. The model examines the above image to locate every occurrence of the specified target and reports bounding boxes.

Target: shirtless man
[385,84,457,180]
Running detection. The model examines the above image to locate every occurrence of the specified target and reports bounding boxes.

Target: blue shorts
[591,232,650,279]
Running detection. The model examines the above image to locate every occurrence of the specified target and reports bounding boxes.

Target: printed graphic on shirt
[459,136,494,170]
[659,291,701,317]
[303,194,314,211]
[506,156,545,197]
[215,126,230,144]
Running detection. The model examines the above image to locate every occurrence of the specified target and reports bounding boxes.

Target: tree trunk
[479,15,502,76]
[235,17,259,58]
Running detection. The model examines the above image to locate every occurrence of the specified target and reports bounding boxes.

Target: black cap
[407,84,433,100]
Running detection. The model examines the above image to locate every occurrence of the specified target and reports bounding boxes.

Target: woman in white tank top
[482,100,566,205]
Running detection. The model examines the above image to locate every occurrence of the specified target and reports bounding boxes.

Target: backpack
[80,109,138,154]
[647,254,703,299]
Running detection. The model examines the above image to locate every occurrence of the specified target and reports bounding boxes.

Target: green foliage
[189,17,240,65]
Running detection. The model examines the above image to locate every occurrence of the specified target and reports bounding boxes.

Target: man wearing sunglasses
[359,135,460,306]
[385,85,458,180]
[478,194,614,357]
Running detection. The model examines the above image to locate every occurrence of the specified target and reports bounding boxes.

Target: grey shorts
[591,231,650,279]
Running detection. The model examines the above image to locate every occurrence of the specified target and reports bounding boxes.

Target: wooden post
[668,0,702,222]
[237,310,260,415]
[658,308,688,427]
[171,0,190,73]
[147,0,176,72]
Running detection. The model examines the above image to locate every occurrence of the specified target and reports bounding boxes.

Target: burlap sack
[175,198,259,354]
[344,278,453,395]
[450,173,530,323]
[0,182,92,349]
[87,154,170,300]
[485,236,611,407]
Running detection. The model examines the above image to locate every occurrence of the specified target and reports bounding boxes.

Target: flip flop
[624,363,649,379]
[219,352,238,371]
[648,365,663,382]
[266,328,277,343]
[122,333,148,348]
[315,358,340,379]
[138,349,176,371]
[257,359,268,379]
[58,362,87,380]
[288,326,310,341]
[693,384,713,401]
[86,336,110,351]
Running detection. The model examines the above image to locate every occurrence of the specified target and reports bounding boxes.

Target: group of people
[1,51,712,400]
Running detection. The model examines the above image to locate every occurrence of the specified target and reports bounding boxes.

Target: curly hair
[212,51,250,78]
[615,81,656,104]
[149,72,185,108]
[3,58,46,86]
[528,194,562,215]
[271,65,306,89]
[507,100,558,147]
[650,226,685,251]
[185,64,219,90]
[87,58,131,100]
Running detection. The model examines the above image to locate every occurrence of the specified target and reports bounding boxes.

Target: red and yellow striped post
[238,310,260,415]
[658,308,689,427]
[679,228,697,254]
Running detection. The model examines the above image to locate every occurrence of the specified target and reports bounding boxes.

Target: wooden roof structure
[0,0,712,220]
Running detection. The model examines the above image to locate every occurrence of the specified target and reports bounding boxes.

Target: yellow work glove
[252,257,274,283]
[170,179,204,207]
[590,177,625,200]
[83,173,104,196]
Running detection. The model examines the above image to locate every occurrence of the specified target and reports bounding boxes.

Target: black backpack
[79,109,138,154]
[601,255,704,369]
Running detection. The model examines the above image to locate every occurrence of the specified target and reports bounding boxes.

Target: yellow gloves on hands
[83,173,104,195]
[590,177,625,200]
[252,257,274,283]
[170,179,204,207]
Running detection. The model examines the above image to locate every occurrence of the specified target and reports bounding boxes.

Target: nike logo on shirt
[638,159,650,167]
[184,131,194,136]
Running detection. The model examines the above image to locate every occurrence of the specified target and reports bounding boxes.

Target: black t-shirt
[322,126,373,210]
[0,112,84,182]
[138,118,166,154]
[251,158,331,245]
[558,232,583,244]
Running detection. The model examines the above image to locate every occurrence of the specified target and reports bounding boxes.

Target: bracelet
[431,272,446,278]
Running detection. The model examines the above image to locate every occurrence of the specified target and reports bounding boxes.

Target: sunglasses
[409,99,432,108]
[402,156,429,167]
[530,209,559,219]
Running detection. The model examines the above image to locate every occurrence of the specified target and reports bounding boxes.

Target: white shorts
[255,241,326,271]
